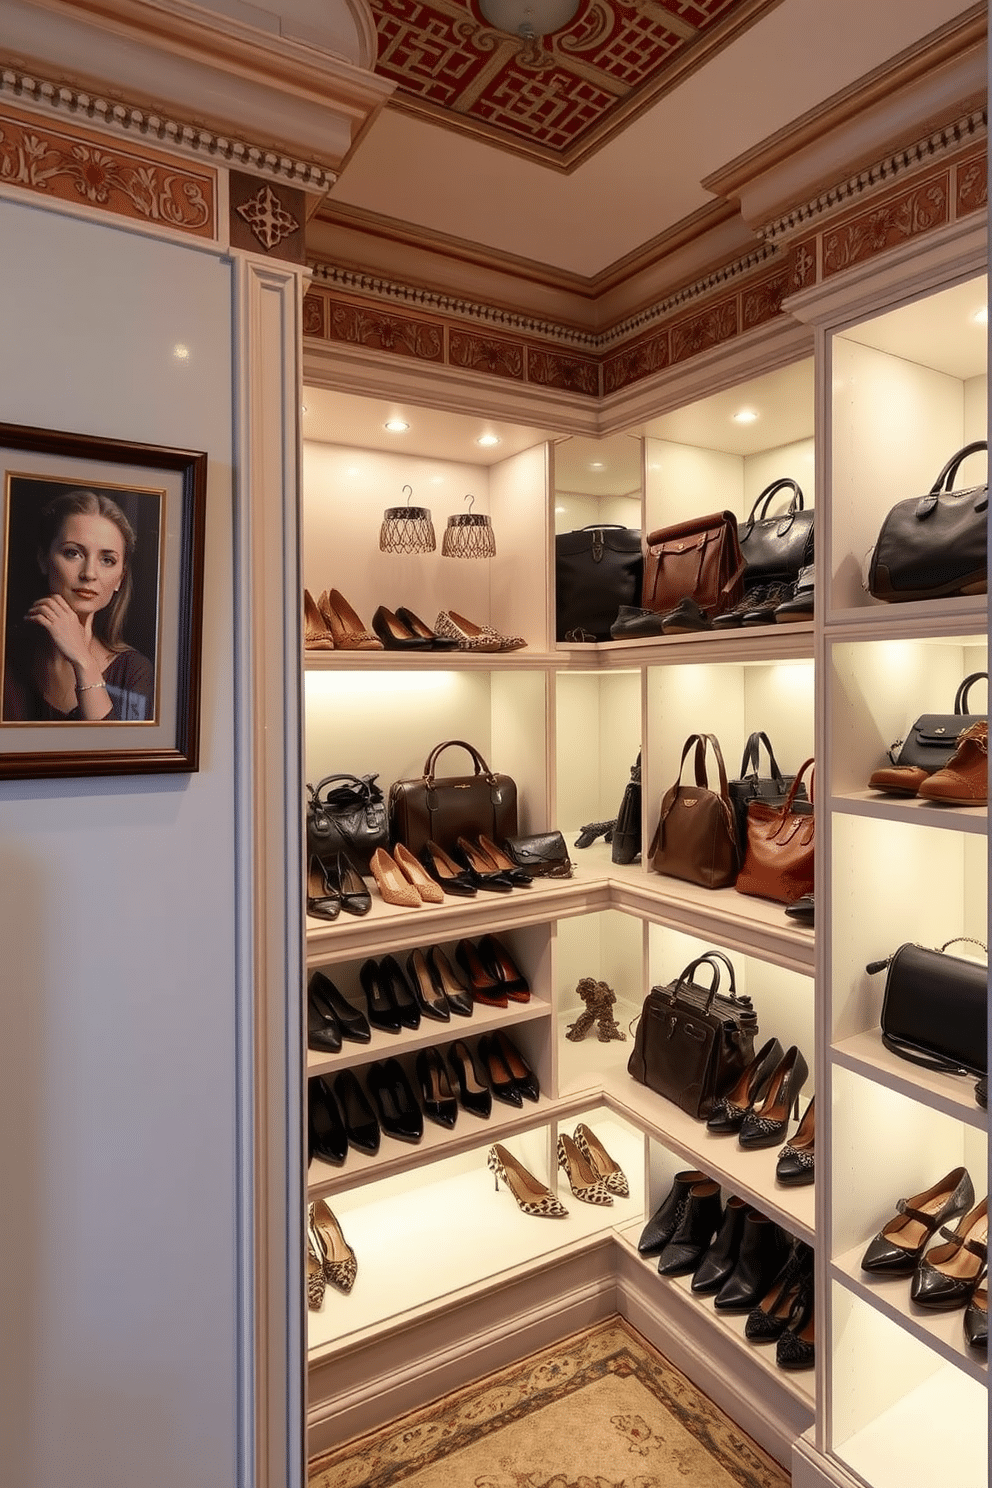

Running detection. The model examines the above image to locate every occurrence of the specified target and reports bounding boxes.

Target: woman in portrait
[2,488,154,722]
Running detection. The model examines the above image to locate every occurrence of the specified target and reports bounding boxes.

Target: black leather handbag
[555,525,643,642]
[869,939,987,1076]
[389,740,518,856]
[611,753,642,865]
[728,731,809,851]
[502,830,573,878]
[739,479,814,585]
[306,773,388,876]
[868,441,988,602]
[627,951,757,1119]
[887,672,988,772]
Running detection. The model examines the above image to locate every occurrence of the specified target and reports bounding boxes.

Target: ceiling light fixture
[733,410,758,424]
[476,434,501,447]
[590,461,605,470]
[384,418,410,433]
[478,0,579,42]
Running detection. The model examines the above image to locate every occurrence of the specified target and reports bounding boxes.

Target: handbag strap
[670,733,731,796]
[880,1031,975,1075]
[738,730,785,787]
[310,772,377,805]
[742,479,804,536]
[423,739,496,784]
[955,672,989,715]
[672,950,741,1009]
[919,441,988,517]
[939,936,988,960]
[782,757,814,811]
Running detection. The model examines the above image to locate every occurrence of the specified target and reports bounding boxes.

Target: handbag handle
[422,739,497,784]
[742,479,804,538]
[738,730,786,788]
[955,672,989,715]
[309,772,379,806]
[918,441,988,517]
[672,950,739,1010]
[781,757,815,813]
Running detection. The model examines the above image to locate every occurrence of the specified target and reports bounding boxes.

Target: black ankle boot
[657,1181,722,1276]
[691,1195,748,1293]
[638,1170,706,1256]
[714,1211,791,1311]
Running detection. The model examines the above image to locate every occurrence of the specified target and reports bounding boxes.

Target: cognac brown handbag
[735,757,814,904]
[641,511,746,618]
[389,739,518,856]
[650,733,739,889]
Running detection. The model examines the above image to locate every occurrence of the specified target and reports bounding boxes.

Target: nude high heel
[394,842,444,904]
[318,589,383,651]
[370,847,422,909]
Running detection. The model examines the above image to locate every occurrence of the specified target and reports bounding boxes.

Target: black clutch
[502,831,573,878]
[869,938,987,1076]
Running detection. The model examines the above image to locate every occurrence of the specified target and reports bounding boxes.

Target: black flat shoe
[478,1033,523,1107]
[609,606,666,640]
[332,850,372,916]
[911,1197,988,1309]
[406,947,450,1021]
[426,945,474,1017]
[420,840,477,897]
[714,1211,791,1312]
[706,1036,784,1133]
[494,1029,539,1102]
[416,1046,457,1128]
[691,1195,747,1294]
[447,1039,492,1118]
[785,893,814,925]
[657,1180,722,1276]
[861,1166,975,1275]
[477,933,530,1000]
[308,970,370,1047]
[638,1170,706,1256]
[738,1045,808,1150]
[331,1069,380,1156]
[964,1281,988,1347]
[308,1075,347,1166]
[454,837,514,892]
[360,957,402,1034]
[659,596,712,634]
[306,855,340,921]
[367,1058,423,1142]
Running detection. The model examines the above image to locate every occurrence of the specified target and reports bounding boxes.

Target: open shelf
[832,1029,986,1130]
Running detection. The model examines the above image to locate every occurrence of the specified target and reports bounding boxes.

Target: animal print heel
[488,1143,568,1218]
[557,1133,614,1206]
[573,1123,629,1198]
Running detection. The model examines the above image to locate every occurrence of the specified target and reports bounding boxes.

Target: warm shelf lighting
[476,434,501,447]
[590,461,605,470]
[973,307,988,325]
[384,419,410,433]
[733,410,759,423]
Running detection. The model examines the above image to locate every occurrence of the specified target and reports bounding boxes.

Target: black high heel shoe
[379,955,420,1030]
[331,1069,380,1156]
[478,1033,522,1107]
[475,834,533,886]
[416,1045,457,1128]
[746,1241,815,1342]
[738,1045,809,1150]
[306,855,340,921]
[308,1075,347,1166]
[425,945,474,1017]
[477,933,530,1001]
[493,1029,539,1101]
[455,939,507,1007]
[406,948,451,1022]
[911,1196,988,1309]
[360,957,402,1034]
[861,1166,975,1275]
[367,1058,423,1142]
[395,606,460,651]
[776,1096,815,1186]
[420,840,477,897]
[713,1210,791,1312]
[447,1039,492,1118]
[324,850,371,916]
[371,605,432,650]
[964,1280,988,1348]
[706,1037,784,1133]
[455,836,514,892]
[308,971,371,1048]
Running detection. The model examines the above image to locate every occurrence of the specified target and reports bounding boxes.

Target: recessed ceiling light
[384,419,410,433]
[590,461,605,470]
[973,307,988,325]
[173,344,189,361]
[733,409,758,423]
[476,434,501,447]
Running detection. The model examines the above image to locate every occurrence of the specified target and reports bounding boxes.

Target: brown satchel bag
[650,733,739,889]
[735,758,814,904]
[641,511,746,617]
[389,739,518,856]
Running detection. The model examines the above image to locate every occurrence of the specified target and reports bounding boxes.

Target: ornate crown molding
[761,108,988,244]
[0,66,339,189]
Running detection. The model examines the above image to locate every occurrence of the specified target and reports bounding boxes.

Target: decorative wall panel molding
[0,99,216,236]
[0,67,339,191]
[230,172,307,262]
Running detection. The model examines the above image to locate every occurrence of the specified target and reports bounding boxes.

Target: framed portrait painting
[0,422,206,778]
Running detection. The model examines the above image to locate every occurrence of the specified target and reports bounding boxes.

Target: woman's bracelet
[77,680,107,692]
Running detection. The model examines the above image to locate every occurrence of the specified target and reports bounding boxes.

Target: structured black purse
[502,831,573,878]
[884,672,988,773]
[868,441,988,602]
[739,479,814,585]
[611,753,642,865]
[728,731,808,851]
[555,525,643,642]
[627,951,757,1119]
[306,773,388,876]
[868,938,988,1076]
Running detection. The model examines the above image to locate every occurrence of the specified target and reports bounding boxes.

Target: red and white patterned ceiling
[370,0,780,166]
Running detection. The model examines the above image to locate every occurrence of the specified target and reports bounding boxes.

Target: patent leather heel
[406,948,450,1021]
[455,836,514,893]
[425,945,474,1017]
[494,1029,539,1102]
[455,939,507,1007]
[738,1045,809,1149]
[447,1039,492,1118]
[478,933,530,1001]
[420,840,477,897]
[415,1045,457,1128]
[706,1036,784,1133]
[861,1166,975,1275]
[911,1196,988,1309]
[478,1033,522,1107]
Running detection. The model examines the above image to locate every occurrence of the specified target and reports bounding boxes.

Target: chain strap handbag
[306,773,389,876]
[869,938,988,1077]
[627,951,758,1119]
[650,733,739,888]
[868,441,988,602]
[739,478,814,585]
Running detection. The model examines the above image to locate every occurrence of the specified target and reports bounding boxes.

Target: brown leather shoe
[917,721,988,805]
[868,764,930,796]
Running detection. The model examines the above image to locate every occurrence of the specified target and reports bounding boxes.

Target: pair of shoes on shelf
[361,954,440,1032]
[706,1042,808,1150]
[712,579,797,629]
[371,844,444,908]
[309,1071,377,1165]
[488,1142,568,1218]
[306,851,372,921]
[610,598,711,638]
[557,1123,628,1205]
[308,1199,357,1298]
[371,605,460,651]
[658,1186,792,1313]
[307,971,372,1053]
[574,819,616,848]
[305,589,383,651]
[457,835,533,888]
[447,1031,539,1117]
[869,721,988,805]
[745,1241,816,1369]
[456,935,530,1006]
[434,609,526,652]
[861,1166,988,1316]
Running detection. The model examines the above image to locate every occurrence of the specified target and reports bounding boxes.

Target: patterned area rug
[308,1317,790,1488]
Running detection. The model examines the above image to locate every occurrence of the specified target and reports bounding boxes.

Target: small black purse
[306,773,389,876]
[502,831,573,879]
[611,753,642,865]
[884,672,988,774]
[868,938,988,1077]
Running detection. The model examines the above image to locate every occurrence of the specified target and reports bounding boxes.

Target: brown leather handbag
[735,758,814,904]
[641,511,746,617]
[389,739,518,856]
[650,733,739,889]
